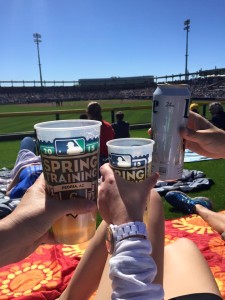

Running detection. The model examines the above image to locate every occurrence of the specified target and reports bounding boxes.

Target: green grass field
[0,100,151,134]
[0,100,224,220]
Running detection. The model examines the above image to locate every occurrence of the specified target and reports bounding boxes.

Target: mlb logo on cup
[110,153,148,168]
[55,138,85,156]
[111,154,132,168]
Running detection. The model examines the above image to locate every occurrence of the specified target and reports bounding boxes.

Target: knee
[165,238,197,255]
[21,136,33,144]
[20,137,36,153]
[174,237,195,247]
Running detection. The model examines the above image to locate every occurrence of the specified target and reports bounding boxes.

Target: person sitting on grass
[0,110,224,300]
[164,110,225,241]
[0,137,42,219]
[112,111,130,139]
[87,101,115,166]
[0,161,222,299]
[165,190,225,241]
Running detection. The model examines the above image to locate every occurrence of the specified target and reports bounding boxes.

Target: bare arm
[59,221,108,300]
[0,174,95,267]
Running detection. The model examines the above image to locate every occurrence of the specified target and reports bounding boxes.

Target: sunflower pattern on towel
[165,212,225,298]
[1,214,225,299]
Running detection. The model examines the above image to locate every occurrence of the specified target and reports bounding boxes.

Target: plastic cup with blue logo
[107,138,155,224]
[34,120,101,245]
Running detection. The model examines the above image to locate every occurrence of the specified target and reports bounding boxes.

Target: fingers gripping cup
[106,138,155,223]
[34,120,101,245]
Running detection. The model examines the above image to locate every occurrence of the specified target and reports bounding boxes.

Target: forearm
[216,129,225,159]
[110,238,164,300]
[0,217,26,267]
[0,211,45,267]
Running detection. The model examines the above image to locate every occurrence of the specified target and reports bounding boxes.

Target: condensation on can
[151,84,191,180]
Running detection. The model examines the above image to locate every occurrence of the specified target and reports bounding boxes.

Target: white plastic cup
[107,138,155,224]
[34,120,101,245]
[107,138,155,182]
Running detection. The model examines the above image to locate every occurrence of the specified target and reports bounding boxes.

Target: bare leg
[147,189,164,285]
[164,238,221,299]
[60,221,108,300]
[196,204,225,234]
[95,188,165,299]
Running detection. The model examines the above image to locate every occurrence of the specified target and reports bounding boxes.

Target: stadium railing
[0,106,151,142]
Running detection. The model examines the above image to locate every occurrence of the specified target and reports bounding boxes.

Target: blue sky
[1,0,225,82]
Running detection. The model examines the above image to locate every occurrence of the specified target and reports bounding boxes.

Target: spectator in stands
[112,111,130,139]
[87,102,115,166]
[190,103,200,114]
[209,102,225,130]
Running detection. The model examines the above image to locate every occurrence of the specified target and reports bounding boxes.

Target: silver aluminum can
[151,84,190,180]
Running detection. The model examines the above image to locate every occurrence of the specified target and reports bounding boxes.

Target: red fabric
[1,214,225,299]
[165,212,225,299]
[0,244,84,300]
[100,120,115,157]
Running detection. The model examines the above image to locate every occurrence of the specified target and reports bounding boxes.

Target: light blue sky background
[1,0,224,81]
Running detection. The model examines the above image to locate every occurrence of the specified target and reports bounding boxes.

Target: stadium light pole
[33,33,43,87]
[184,19,190,81]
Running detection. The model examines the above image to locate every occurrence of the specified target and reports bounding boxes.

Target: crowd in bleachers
[0,76,225,105]
[0,86,156,105]
[189,76,225,98]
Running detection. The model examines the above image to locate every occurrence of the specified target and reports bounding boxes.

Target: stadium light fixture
[33,33,43,87]
[184,19,190,81]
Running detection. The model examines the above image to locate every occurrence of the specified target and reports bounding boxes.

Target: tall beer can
[151,84,190,181]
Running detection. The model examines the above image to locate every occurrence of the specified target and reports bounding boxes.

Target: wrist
[114,217,143,226]
[110,209,144,226]
[105,221,147,254]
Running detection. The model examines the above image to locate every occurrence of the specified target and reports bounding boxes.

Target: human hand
[97,163,159,225]
[180,111,225,158]
[1,173,96,266]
